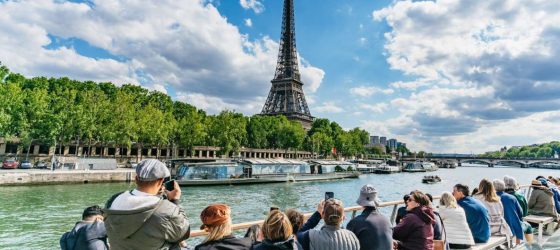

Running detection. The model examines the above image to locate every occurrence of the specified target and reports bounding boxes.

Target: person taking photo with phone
[297,197,359,250]
[103,159,191,250]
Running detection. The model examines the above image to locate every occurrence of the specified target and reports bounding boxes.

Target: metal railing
[189,184,532,238]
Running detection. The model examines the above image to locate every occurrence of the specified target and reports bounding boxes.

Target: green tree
[206,111,247,156]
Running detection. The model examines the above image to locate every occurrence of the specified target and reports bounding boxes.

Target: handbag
[433,240,445,250]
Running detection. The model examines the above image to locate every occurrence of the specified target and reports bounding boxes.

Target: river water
[1,166,559,249]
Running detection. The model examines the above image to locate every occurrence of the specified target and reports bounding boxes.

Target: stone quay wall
[0,169,136,186]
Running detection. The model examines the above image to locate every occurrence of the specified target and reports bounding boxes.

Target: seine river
[1,166,559,249]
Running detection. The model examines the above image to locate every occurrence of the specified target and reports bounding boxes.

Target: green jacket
[104,193,190,250]
[506,189,528,217]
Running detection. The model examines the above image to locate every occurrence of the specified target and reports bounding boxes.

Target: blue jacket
[296,211,322,250]
[458,196,490,243]
[550,187,560,213]
[497,191,523,240]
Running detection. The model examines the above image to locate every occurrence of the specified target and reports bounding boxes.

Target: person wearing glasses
[392,190,435,250]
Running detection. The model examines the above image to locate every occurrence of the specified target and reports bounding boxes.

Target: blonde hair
[262,210,292,242]
[439,191,458,208]
[202,218,232,243]
[477,179,500,203]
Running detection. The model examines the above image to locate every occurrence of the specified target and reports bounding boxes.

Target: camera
[325,192,334,200]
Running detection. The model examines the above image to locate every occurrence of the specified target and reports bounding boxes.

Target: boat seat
[524,214,555,246]
[469,236,508,250]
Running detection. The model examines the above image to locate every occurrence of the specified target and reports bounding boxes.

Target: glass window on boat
[177,164,244,180]
[251,163,309,175]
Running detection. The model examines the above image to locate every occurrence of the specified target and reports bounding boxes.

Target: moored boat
[403,161,437,172]
[172,159,360,186]
[375,164,400,174]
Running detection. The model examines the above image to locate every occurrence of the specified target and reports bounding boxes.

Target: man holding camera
[104,159,190,250]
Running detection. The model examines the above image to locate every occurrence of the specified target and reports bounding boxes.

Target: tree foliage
[0,65,378,158]
[481,142,560,158]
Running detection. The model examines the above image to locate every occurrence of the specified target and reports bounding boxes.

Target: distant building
[388,139,398,149]
[380,137,387,146]
[371,136,380,145]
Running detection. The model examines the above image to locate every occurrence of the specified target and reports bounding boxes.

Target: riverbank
[0,169,135,186]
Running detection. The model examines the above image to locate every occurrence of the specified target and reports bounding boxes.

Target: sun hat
[135,159,170,181]
[356,184,380,207]
[200,204,231,229]
[531,179,543,186]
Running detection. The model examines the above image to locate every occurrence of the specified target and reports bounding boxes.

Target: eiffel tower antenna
[261,0,313,129]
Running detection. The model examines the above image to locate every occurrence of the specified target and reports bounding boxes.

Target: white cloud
[314,102,344,113]
[389,80,429,90]
[0,0,324,116]
[244,18,252,27]
[371,0,560,152]
[349,86,394,97]
[240,0,264,14]
[360,103,388,113]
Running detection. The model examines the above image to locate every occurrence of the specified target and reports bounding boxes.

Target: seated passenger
[286,208,304,235]
[347,184,392,250]
[538,176,560,213]
[504,175,528,217]
[438,192,475,249]
[60,205,108,250]
[493,179,525,244]
[195,204,252,250]
[453,183,490,243]
[253,210,302,250]
[244,224,263,244]
[528,179,558,218]
[395,194,410,225]
[393,190,435,250]
[297,199,360,250]
[425,193,443,241]
[473,179,512,237]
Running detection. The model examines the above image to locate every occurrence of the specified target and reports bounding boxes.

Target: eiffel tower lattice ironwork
[261,0,313,129]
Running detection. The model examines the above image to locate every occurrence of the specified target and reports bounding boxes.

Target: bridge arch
[460,159,493,166]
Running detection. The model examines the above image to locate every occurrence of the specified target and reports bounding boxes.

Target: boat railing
[188,184,532,238]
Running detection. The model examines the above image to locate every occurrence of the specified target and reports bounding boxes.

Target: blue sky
[1,0,560,153]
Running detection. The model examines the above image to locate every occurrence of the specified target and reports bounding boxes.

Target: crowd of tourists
[60,159,560,250]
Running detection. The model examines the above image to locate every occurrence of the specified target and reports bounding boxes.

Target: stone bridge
[419,156,560,168]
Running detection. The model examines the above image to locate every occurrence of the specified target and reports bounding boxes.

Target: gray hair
[493,179,506,192]
[503,175,518,190]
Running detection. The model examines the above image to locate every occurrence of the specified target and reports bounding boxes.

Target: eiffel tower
[261,0,313,129]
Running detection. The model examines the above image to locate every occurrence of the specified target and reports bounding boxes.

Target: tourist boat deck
[187,184,558,249]
[173,159,360,186]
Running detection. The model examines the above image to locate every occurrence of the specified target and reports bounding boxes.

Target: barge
[173,159,360,186]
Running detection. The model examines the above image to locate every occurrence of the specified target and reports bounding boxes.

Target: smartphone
[270,206,279,212]
[325,192,334,200]
[164,179,176,191]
